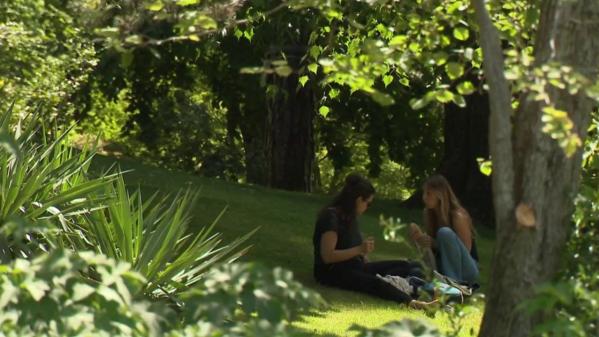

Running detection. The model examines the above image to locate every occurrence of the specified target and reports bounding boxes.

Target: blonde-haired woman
[409,175,479,285]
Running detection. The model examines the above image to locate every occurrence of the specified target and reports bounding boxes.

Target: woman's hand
[409,223,422,242]
[416,234,432,249]
[410,223,432,249]
[361,236,375,255]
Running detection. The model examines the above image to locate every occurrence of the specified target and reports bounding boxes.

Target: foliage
[59,174,257,298]
[76,86,133,142]
[350,320,443,337]
[0,104,116,259]
[64,0,248,182]
[521,281,599,337]
[290,0,598,159]
[178,263,325,328]
[0,248,326,337]
[0,249,168,337]
[0,0,97,117]
[521,114,599,337]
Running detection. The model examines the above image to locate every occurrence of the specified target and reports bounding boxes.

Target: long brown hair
[321,173,375,221]
[423,175,473,237]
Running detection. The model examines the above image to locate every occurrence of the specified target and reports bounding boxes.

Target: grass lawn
[91,154,495,337]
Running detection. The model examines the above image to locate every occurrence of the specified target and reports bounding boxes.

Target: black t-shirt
[313,208,364,279]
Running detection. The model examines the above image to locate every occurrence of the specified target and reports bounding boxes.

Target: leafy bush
[0,0,97,116]
[179,263,325,325]
[0,249,169,337]
[0,249,326,337]
[166,262,326,337]
[350,320,443,337]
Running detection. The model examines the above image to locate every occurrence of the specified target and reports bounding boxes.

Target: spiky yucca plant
[0,103,116,259]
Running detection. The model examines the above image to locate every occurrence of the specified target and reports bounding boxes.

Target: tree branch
[472,0,515,218]
[128,2,290,47]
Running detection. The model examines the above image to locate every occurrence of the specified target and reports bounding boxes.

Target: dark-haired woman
[313,174,434,309]
[410,175,479,285]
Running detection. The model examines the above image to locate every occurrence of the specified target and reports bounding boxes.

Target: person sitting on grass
[313,173,436,309]
[409,174,479,286]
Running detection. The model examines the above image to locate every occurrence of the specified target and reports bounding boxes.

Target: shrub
[0,249,170,337]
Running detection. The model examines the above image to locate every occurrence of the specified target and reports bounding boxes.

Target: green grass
[91,155,495,337]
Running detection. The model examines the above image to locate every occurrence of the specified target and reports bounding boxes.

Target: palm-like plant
[0,104,116,258]
[72,176,257,298]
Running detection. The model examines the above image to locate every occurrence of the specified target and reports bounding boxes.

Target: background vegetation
[1,0,598,336]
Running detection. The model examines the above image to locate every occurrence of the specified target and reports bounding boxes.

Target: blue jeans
[435,227,479,285]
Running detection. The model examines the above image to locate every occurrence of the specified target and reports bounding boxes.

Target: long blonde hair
[423,175,472,237]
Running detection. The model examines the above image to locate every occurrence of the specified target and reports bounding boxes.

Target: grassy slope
[91,155,494,337]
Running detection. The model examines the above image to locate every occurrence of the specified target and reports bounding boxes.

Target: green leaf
[433,52,448,66]
[389,35,407,47]
[0,129,21,160]
[124,34,142,45]
[243,28,254,42]
[371,91,395,106]
[0,281,19,309]
[328,88,340,99]
[325,9,343,21]
[234,29,243,40]
[453,27,470,41]
[146,1,164,11]
[98,286,123,305]
[72,283,96,302]
[274,66,293,77]
[319,106,330,118]
[308,63,318,74]
[477,158,493,176]
[383,75,393,87]
[409,97,430,110]
[445,62,464,80]
[309,46,321,59]
[23,279,49,301]
[457,81,475,95]
[176,0,199,6]
[434,90,455,103]
[195,14,218,30]
[452,94,466,107]
[299,76,309,87]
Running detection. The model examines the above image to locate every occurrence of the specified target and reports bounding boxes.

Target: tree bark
[265,46,316,192]
[475,1,599,337]
[238,109,269,185]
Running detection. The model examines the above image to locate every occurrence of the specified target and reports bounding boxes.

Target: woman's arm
[320,231,373,264]
[452,210,473,251]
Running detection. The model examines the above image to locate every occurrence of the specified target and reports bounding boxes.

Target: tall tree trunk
[474,1,599,337]
[237,107,269,186]
[438,91,493,225]
[265,47,316,192]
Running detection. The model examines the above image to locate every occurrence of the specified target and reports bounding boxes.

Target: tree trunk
[438,91,493,225]
[232,103,269,185]
[475,1,599,337]
[265,47,316,192]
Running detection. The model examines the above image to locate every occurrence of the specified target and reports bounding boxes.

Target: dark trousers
[317,260,423,304]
